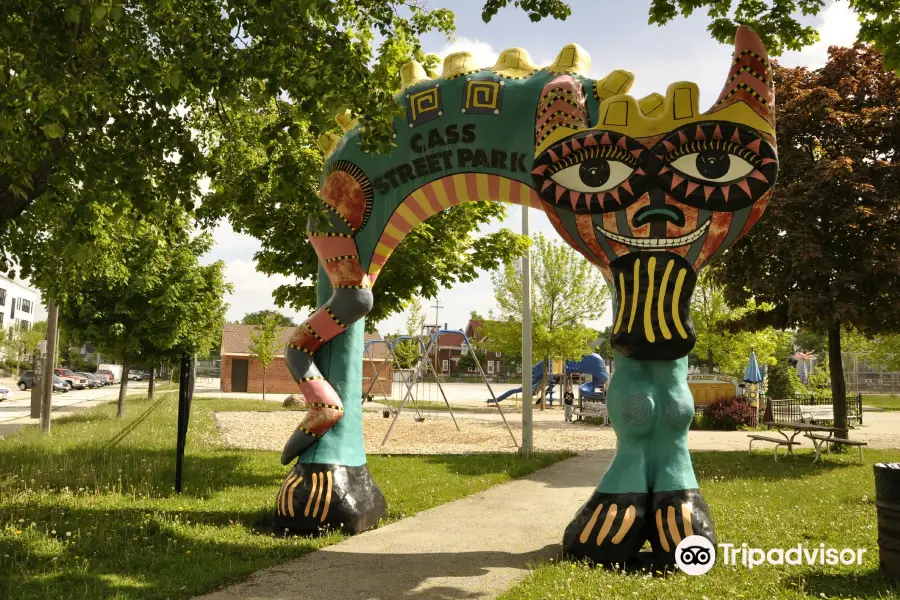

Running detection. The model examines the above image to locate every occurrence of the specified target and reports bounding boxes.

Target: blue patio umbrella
[744,350,763,383]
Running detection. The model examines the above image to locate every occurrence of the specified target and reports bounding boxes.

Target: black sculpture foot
[648,489,716,563]
[272,462,387,535]
[563,491,650,564]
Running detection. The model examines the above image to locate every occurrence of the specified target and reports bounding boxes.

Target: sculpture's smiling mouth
[595,220,710,249]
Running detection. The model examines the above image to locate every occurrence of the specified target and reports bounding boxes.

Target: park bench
[806,433,868,463]
[799,405,833,423]
[747,434,801,461]
[574,401,609,426]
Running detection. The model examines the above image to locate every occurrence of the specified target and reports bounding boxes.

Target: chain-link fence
[843,352,900,395]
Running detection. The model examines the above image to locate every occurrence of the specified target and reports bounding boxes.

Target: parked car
[76,372,103,388]
[53,368,87,389]
[95,369,116,384]
[129,370,149,381]
[53,376,69,393]
[18,371,69,393]
[0,384,12,402]
[17,370,35,390]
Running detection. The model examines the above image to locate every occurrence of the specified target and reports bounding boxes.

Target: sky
[31,1,861,330]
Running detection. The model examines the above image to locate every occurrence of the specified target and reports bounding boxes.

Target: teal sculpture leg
[562,353,715,563]
[272,268,386,535]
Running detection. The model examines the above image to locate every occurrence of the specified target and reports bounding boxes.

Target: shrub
[704,396,757,430]
[766,359,799,399]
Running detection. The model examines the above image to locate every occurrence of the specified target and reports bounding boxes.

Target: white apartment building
[0,274,38,331]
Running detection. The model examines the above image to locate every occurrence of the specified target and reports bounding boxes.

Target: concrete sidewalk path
[197,452,612,600]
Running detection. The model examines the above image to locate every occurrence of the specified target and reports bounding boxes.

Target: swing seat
[413,416,426,423]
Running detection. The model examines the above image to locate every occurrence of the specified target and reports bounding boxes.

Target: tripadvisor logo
[674,538,868,575]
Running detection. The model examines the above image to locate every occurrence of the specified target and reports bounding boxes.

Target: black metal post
[175,353,195,494]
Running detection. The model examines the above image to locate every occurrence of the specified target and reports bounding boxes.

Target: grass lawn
[862,395,900,411]
[0,393,571,600]
[501,450,900,600]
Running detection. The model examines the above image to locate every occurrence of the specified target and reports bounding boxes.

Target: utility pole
[40,302,59,434]
[430,299,444,331]
[431,298,444,374]
[521,206,533,456]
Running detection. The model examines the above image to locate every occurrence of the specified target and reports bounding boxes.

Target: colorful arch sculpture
[273,26,778,564]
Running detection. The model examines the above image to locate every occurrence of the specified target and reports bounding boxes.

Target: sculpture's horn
[707,25,775,129]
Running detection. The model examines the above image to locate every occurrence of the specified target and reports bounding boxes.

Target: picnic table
[762,421,867,463]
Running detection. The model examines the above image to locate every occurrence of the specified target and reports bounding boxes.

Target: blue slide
[488,361,551,403]
[566,354,609,400]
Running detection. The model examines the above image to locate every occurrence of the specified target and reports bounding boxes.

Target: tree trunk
[148,366,155,400]
[262,366,267,401]
[118,354,130,418]
[828,323,848,438]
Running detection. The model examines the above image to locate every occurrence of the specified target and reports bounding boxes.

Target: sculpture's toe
[563,491,650,564]
[272,462,386,535]
[648,489,716,563]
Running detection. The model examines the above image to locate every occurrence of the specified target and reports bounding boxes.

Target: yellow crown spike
[317,133,341,158]
[335,110,358,133]
[399,61,429,91]
[441,51,480,79]
[549,43,591,76]
[664,82,701,121]
[638,93,665,117]
[491,48,537,78]
[594,70,635,101]
[597,95,642,128]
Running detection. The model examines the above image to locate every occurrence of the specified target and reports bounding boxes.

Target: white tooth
[596,219,711,248]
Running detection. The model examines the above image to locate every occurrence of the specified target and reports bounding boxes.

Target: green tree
[391,298,426,370]
[248,314,283,401]
[485,233,607,408]
[649,1,900,72]
[3,324,45,376]
[59,210,229,417]
[242,310,295,328]
[457,345,487,374]
[867,335,900,371]
[765,359,796,399]
[719,46,900,437]
[690,268,792,378]
[2,1,569,310]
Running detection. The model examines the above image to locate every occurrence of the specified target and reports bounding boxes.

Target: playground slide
[568,354,609,400]
[488,361,547,403]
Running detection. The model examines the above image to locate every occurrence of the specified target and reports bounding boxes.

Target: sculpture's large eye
[667,141,758,184]
[548,147,635,193]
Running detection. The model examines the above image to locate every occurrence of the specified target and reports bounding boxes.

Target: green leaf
[40,123,65,139]
[64,6,81,24]
[92,5,108,24]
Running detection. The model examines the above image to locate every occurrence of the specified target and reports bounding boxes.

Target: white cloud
[431,37,498,71]
[781,1,860,69]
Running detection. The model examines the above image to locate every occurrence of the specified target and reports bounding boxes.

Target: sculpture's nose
[632,190,685,233]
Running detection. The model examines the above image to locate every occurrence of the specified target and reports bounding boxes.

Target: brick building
[220,324,392,395]
[464,319,514,376]
[421,320,514,377]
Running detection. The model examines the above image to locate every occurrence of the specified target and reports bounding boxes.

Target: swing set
[364,329,518,448]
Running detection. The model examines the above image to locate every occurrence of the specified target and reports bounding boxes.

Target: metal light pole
[521,206,533,456]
